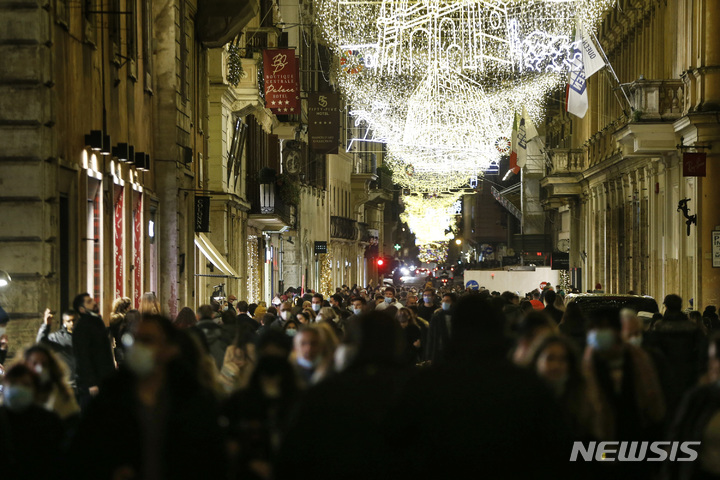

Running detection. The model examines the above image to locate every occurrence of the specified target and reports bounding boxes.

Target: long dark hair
[23,344,73,400]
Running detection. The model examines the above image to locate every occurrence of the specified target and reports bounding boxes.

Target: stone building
[541,0,720,307]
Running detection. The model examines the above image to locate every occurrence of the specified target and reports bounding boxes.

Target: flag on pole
[566,26,588,118]
[518,107,538,168]
[509,112,520,174]
[579,24,606,78]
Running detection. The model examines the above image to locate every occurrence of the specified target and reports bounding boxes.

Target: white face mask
[3,385,34,411]
[353,307,362,315]
[34,365,51,385]
[441,302,451,311]
[312,303,321,312]
[423,296,432,304]
[126,344,156,378]
[384,297,393,304]
[280,310,290,321]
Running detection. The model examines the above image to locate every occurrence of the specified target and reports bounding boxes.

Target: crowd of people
[1,284,720,479]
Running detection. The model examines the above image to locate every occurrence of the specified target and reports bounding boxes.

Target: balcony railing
[371,169,394,191]
[354,153,377,174]
[331,216,357,240]
[547,149,586,175]
[250,182,292,225]
[628,79,684,121]
[358,222,371,243]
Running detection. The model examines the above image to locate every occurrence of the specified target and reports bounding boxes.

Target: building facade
[541,0,720,307]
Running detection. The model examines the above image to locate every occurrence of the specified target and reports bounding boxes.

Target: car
[564,293,659,319]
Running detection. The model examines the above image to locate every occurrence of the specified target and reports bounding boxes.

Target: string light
[246,235,260,303]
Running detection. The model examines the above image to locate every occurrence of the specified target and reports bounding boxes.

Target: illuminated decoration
[405,164,414,176]
[418,242,449,264]
[246,235,261,303]
[449,199,463,215]
[495,136,511,154]
[339,50,366,74]
[400,193,461,244]
[320,251,334,298]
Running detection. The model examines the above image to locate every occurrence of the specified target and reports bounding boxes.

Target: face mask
[423,296,432,304]
[34,365,51,386]
[126,344,156,378]
[587,329,615,352]
[312,303,321,312]
[353,307,362,315]
[280,311,290,321]
[222,306,229,312]
[627,335,643,347]
[286,328,297,336]
[3,385,34,411]
[384,297,393,304]
[441,302,451,311]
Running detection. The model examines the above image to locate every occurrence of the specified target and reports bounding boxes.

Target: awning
[194,233,241,279]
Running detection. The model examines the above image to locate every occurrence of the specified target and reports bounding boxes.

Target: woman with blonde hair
[110,297,132,364]
[139,291,161,316]
[22,344,80,422]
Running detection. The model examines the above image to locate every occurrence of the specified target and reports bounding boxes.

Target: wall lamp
[85,130,112,155]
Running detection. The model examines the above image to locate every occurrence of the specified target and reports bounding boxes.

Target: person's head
[311,294,324,313]
[296,311,311,325]
[384,287,396,302]
[704,305,718,317]
[294,326,321,363]
[519,300,533,314]
[174,307,197,329]
[2,364,38,411]
[441,292,456,311]
[279,301,293,322]
[61,310,77,333]
[405,295,418,307]
[283,319,300,337]
[689,310,703,327]
[620,308,642,345]
[124,315,181,378]
[23,345,66,394]
[254,305,267,318]
[531,289,540,300]
[261,313,276,327]
[248,303,258,316]
[663,294,683,313]
[73,293,97,315]
[586,307,622,357]
[351,297,366,315]
[330,294,343,308]
[544,289,557,307]
[139,292,161,316]
[236,301,249,314]
[595,283,602,290]
[447,294,507,361]
[227,295,237,304]
[197,304,214,321]
[422,288,435,305]
[316,307,337,323]
[112,297,132,316]
[531,335,581,395]
[396,307,417,329]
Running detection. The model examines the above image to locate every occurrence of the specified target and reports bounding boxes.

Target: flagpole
[590,30,633,114]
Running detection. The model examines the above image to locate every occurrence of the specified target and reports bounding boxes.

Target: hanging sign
[263,49,298,113]
[551,251,569,270]
[713,230,720,268]
[195,196,211,232]
[308,92,340,154]
[683,152,706,177]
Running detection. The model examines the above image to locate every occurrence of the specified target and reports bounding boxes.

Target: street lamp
[0,270,10,288]
[455,239,462,245]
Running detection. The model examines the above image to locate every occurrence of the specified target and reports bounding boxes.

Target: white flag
[522,106,539,141]
[566,27,588,118]
[580,24,605,78]
[517,115,527,167]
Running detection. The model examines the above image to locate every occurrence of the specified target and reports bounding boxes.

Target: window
[142,0,153,92]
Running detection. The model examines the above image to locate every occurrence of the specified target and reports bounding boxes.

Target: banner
[263,49,298,113]
[580,24,606,78]
[308,92,340,154]
[195,196,211,232]
[566,27,588,118]
[114,186,124,298]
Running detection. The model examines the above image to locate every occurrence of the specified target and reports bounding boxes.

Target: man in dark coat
[193,304,227,369]
[37,308,77,390]
[542,289,564,324]
[72,293,115,409]
[386,295,572,480]
[424,293,455,365]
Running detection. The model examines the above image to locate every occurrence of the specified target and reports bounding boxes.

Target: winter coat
[37,323,76,386]
[194,319,227,370]
[72,312,115,391]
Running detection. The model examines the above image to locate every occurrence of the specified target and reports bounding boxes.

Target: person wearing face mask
[292,327,324,387]
[69,316,226,480]
[71,293,115,410]
[22,344,80,423]
[425,293,457,365]
[375,287,399,311]
[530,335,595,440]
[271,302,295,332]
[37,309,78,393]
[0,364,65,480]
[310,293,324,315]
[417,288,438,322]
[583,307,666,443]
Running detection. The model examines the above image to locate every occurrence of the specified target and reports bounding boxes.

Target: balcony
[358,222,371,244]
[628,79,684,122]
[372,169,394,192]
[248,182,293,231]
[331,216,358,241]
[546,149,586,176]
[540,148,584,205]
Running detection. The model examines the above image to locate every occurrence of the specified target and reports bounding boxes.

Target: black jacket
[194,319,227,369]
[72,312,115,390]
[37,323,76,386]
[425,309,451,365]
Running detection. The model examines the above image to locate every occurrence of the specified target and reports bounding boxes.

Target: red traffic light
[377,258,385,266]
